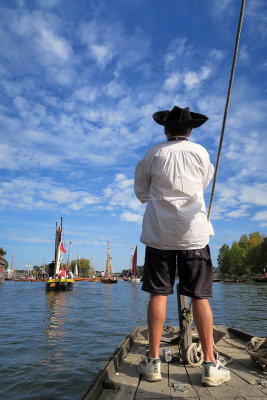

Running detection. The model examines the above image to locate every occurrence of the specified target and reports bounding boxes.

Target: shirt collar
[167,136,188,142]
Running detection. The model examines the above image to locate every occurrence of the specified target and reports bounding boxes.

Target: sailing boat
[101,242,118,284]
[122,245,132,281]
[88,249,100,281]
[122,246,141,283]
[129,246,141,283]
[0,248,5,284]
[46,217,74,291]
[73,251,89,281]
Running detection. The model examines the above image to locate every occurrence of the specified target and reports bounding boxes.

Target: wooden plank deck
[79,326,267,400]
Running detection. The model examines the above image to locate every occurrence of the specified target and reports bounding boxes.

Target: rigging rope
[207,0,246,219]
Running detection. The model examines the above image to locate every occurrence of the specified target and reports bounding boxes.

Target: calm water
[0,280,266,400]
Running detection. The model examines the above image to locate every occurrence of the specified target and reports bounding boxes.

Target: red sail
[132,246,137,276]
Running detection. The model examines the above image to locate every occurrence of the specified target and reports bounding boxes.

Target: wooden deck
[80,326,267,400]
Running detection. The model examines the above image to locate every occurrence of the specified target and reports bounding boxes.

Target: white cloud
[104,173,144,223]
[239,45,250,63]
[120,212,142,224]
[37,25,71,61]
[74,85,98,103]
[91,44,111,68]
[164,73,181,91]
[184,66,211,90]
[0,177,99,211]
[226,209,249,218]
[165,38,187,66]
[252,210,267,221]
[239,184,267,207]
[105,81,126,99]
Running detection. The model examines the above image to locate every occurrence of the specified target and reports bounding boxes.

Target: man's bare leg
[147,294,167,359]
[191,298,216,363]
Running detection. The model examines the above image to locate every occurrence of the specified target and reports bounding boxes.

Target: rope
[207,0,246,219]
[186,335,267,369]
[186,340,233,367]
[186,342,204,367]
[245,337,267,370]
[223,336,246,350]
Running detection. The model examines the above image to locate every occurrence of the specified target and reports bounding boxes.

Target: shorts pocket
[187,246,212,266]
[146,246,174,259]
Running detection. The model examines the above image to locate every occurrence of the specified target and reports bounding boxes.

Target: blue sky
[0,0,266,272]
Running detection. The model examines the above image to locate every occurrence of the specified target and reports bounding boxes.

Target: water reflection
[44,291,69,343]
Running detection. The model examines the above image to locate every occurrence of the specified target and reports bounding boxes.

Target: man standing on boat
[134,106,230,386]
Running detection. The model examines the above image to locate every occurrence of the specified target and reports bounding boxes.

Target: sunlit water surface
[0,280,266,400]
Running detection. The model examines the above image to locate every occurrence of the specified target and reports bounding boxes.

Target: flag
[60,242,66,253]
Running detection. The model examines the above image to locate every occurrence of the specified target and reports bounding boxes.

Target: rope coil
[185,336,267,370]
[245,337,267,370]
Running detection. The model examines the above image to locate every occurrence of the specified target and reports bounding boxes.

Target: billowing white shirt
[134,139,214,250]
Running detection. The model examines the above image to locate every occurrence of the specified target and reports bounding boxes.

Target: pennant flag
[60,242,66,253]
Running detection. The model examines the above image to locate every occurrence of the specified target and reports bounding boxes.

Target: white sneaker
[138,356,162,382]
[202,354,230,386]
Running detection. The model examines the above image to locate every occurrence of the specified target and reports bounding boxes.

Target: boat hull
[252,277,267,282]
[46,278,74,291]
[130,278,141,283]
[101,278,118,284]
[88,277,101,282]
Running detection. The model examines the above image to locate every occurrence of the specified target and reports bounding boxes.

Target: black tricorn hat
[153,106,208,129]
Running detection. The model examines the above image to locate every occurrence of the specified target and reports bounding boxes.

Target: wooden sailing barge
[80,285,267,400]
[123,246,141,283]
[101,242,118,284]
[79,324,267,400]
[46,218,74,291]
[0,248,5,284]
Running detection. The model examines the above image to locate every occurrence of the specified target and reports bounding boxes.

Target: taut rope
[207,0,246,219]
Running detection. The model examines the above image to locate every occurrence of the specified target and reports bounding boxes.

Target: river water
[0,280,266,400]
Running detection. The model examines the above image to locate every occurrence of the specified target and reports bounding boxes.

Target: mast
[11,254,14,277]
[130,244,134,277]
[105,241,112,278]
[91,249,94,276]
[54,218,63,276]
[66,241,72,272]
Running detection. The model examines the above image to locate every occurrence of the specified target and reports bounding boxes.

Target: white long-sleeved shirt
[134,139,214,250]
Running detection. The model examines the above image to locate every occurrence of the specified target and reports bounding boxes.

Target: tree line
[217,232,267,276]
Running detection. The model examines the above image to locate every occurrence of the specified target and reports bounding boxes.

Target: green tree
[246,232,265,274]
[239,234,249,251]
[217,244,231,275]
[229,241,247,275]
[248,232,263,248]
[217,232,266,277]
[0,248,8,269]
[258,238,267,273]
[70,258,90,276]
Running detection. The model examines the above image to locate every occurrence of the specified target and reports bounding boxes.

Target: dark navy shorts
[141,245,213,298]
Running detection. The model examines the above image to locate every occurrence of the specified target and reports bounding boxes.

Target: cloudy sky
[1,0,266,272]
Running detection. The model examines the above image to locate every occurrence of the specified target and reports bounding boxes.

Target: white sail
[54,243,61,275]
[74,251,78,276]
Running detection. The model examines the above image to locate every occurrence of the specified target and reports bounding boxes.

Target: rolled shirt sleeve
[134,159,150,203]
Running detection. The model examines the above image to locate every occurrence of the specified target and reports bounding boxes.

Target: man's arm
[203,153,214,191]
[134,158,151,203]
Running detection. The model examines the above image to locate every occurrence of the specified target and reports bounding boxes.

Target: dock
[80,325,267,400]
